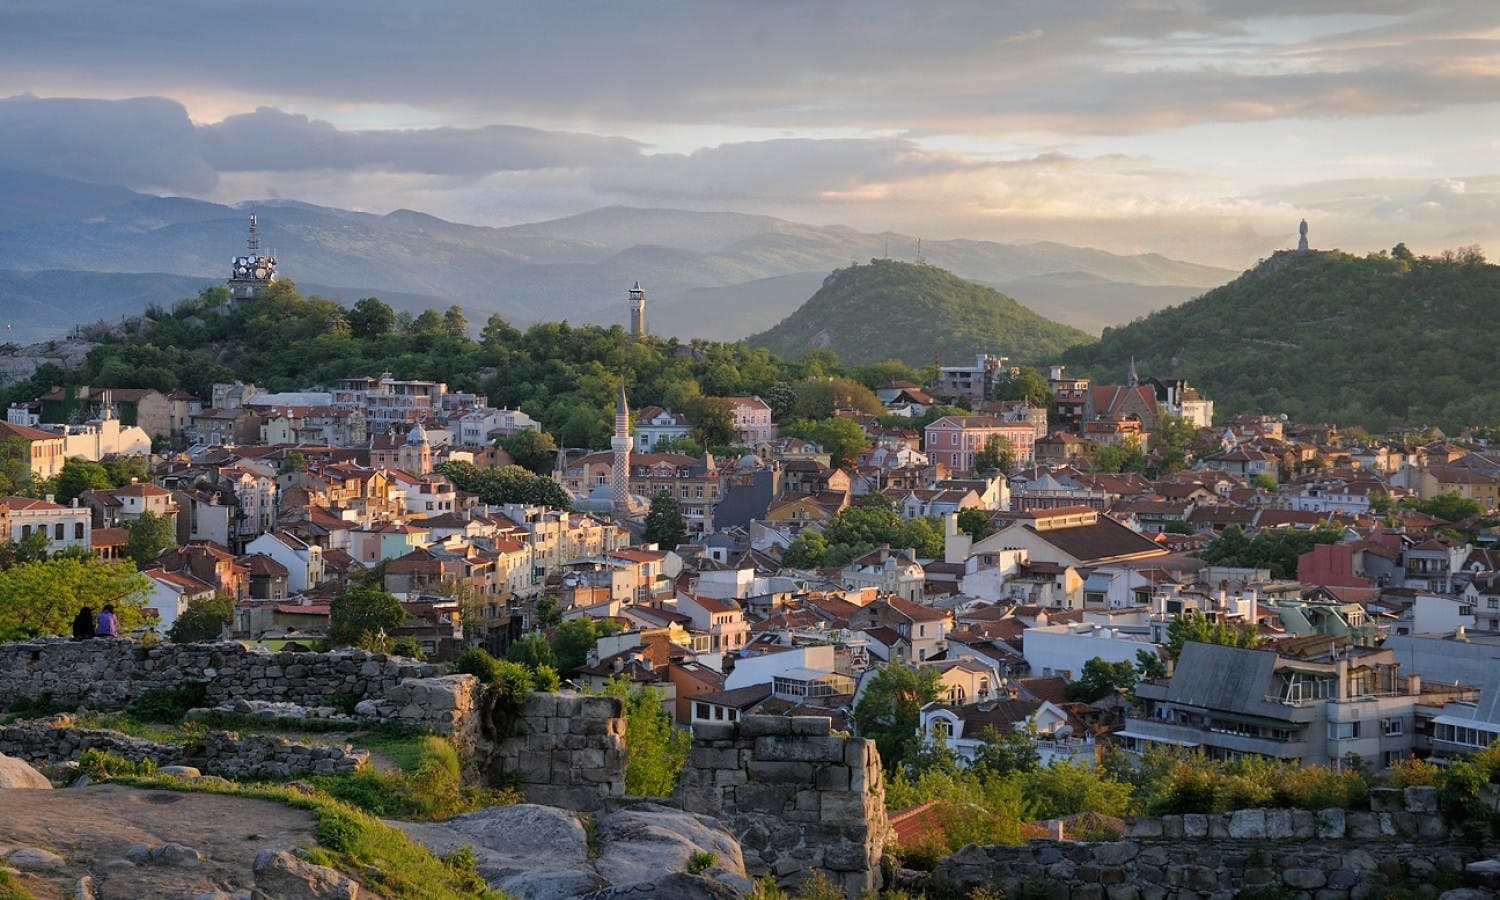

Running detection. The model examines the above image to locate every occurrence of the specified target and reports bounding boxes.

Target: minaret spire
[611,385,632,515]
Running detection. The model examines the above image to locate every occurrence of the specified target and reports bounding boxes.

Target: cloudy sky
[1,1,1495,266]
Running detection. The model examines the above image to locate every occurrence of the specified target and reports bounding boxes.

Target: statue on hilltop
[1297,219,1309,253]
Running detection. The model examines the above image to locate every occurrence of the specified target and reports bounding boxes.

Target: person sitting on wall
[95,604,119,638]
[72,605,95,640]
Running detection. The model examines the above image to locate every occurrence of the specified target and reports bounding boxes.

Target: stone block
[692,721,736,742]
[819,791,869,824]
[579,695,622,720]
[1092,842,1139,866]
[1315,807,1345,839]
[1263,808,1293,839]
[1345,811,1382,839]
[815,765,850,792]
[1182,814,1208,838]
[1290,809,1316,838]
[1282,867,1328,890]
[691,747,741,770]
[1404,785,1439,814]
[1227,808,1266,839]
[746,760,815,784]
[740,715,792,737]
[1369,786,1402,812]
[754,735,845,763]
[790,716,832,736]
[1122,817,1162,839]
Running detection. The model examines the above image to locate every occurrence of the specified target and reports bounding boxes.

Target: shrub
[452,648,503,684]
[78,748,157,779]
[1385,756,1438,788]
[390,637,426,660]
[133,681,209,724]
[686,850,717,875]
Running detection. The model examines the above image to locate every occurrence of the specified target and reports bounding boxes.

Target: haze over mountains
[0,172,1233,345]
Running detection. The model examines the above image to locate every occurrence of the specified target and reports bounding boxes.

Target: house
[155,543,248,600]
[245,531,327,593]
[239,552,290,601]
[84,482,178,530]
[633,406,693,452]
[842,546,926,604]
[980,507,1167,573]
[849,597,951,663]
[0,421,66,480]
[919,697,1087,765]
[1201,447,1280,483]
[931,354,1008,404]
[141,567,217,634]
[1123,641,1441,771]
[924,416,1037,473]
[718,397,777,445]
[674,591,751,658]
[3,495,91,554]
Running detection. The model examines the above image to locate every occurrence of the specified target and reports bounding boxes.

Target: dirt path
[1,784,320,899]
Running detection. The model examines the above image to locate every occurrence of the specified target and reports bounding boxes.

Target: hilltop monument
[228,213,279,301]
[628,281,646,338]
[1297,219,1309,253]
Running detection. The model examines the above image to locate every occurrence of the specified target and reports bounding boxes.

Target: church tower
[611,385,632,515]
[1127,356,1140,388]
[228,213,279,301]
[628,282,646,338]
[400,422,433,475]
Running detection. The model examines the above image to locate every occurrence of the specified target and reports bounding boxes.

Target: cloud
[198,108,642,176]
[0,94,216,193]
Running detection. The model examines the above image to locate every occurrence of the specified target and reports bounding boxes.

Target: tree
[532,595,563,629]
[1409,491,1483,523]
[551,615,622,674]
[809,417,870,469]
[0,556,150,641]
[409,309,444,335]
[1065,656,1140,702]
[606,678,691,796]
[791,376,882,419]
[348,297,396,339]
[781,530,827,569]
[124,511,175,569]
[500,429,558,474]
[992,366,1051,408]
[278,451,308,475]
[54,458,111,504]
[1163,610,1264,663]
[100,456,149,487]
[973,433,1016,473]
[969,725,1041,778]
[506,632,557,670]
[1135,648,1166,681]
[0,436,31,496]
[441,305,469,338]
[0,531,52,569]
[328,585,407,649]
[853,663,943,773]
[167,593,235,642]
[955,508,995,542]
[643,492,687,549]
[683,396,738,449]
[1089,438,1146,474]
[436,461,571,510]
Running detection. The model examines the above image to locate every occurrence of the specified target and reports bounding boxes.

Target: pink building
[720,397,777,445]
[923,416,1037,473]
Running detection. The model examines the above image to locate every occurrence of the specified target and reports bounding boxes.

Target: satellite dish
[255,268,266,278]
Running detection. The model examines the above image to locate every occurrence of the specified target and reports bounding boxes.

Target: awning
[1114,730,1200,748]
[1084,572,1116,593]
[1207,710,1301,730]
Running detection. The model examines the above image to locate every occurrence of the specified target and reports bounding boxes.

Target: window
[1382,717,1404,736]
[55,523,64,540]
[1328,721,1361,740]
[75,523,84,540]
[931,718,953,739]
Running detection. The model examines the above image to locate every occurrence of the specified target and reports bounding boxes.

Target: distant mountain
[745,259,1092,367]
[1060,249,1500,431]
[0,173,1234,343]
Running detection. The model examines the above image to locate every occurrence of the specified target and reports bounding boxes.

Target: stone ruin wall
[934,791,1500,899]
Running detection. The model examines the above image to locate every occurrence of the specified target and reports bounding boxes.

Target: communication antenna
[915,238,927,266]
[883,237,890,259]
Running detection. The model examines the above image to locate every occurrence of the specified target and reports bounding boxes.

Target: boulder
[392,804,602,900]
[0,754,52,789]
[7,846,66,871]
[580,872,744,899]
[592,803,747,888]
[252,849,360,899]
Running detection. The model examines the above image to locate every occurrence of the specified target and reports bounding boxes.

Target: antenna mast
[915,238,927,266]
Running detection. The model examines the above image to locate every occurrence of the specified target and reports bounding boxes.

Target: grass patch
[349,725,443,772]
[185,709,357,734]
[71,712,197,744]
[0,868,33,900]
[314,730,514,821]
[132,681,209,724]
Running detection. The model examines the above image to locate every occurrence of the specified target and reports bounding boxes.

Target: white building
[3,496,91,554]
[1022,621,1157,681]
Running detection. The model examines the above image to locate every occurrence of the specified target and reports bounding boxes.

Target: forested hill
[745,259,1092,367]
[1060,248,1500,432]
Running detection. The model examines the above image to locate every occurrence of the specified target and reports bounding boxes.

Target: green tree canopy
[808,417,871,469]
[499,429,558,474]
[124,511,175,570]
[551,615,623,674]
[167,593,235,643]
[329,585,408,649]
[348,296,396,339]
[973,433,1016,473]
[956,508,995,542]
[1163,610,1264,663]
[643,492,688,550]
[780,530,828,569]
[1408,491,1484,523]
[992,366,1051,408]
[853,663,943,773]
[436,461,571,510]
[54,458,111,504]
[1064,656,1140,702]
[683,396,738,450]
[0,556,150,641]
[506,632,557,671]
[605,678,691,796]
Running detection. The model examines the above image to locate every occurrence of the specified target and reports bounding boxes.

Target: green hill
[1060,248,1500,432]
[745,259,1092,367]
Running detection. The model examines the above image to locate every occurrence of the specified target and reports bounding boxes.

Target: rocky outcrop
[393,802,750,899]
[252,849,361,899]
[0,752,51,789]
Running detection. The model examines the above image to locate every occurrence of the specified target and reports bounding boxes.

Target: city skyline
[1,1,1496,267]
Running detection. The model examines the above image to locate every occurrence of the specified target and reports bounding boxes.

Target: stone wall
[488,692,626,812]
[934,788,1499,899]
[674,715,889,897]
[0,717,367,780]
[0,639,440,713]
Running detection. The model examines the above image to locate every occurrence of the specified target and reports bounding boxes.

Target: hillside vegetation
[746,259,1092,366]
[1061,248,1500,432]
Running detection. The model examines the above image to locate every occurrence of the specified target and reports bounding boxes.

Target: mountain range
[0,171,1232,345]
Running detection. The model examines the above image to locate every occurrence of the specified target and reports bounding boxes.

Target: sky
[1,1,1496,267]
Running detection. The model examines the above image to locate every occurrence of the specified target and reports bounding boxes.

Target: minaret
[628,282,646,338]
[611,385,632,515]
